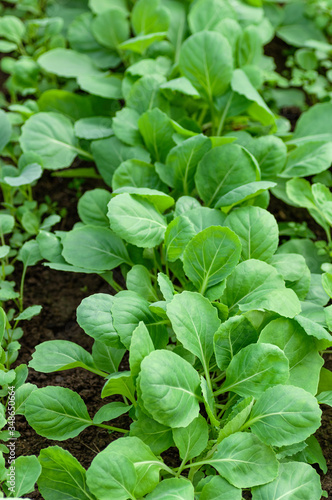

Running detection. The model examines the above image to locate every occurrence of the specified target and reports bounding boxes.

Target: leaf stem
[216,92,233,136]
[93,423,128,433]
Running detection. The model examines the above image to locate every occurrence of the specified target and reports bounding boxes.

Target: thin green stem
[94,423,128,433]
[216,92,233,136]
[19,265,27,313]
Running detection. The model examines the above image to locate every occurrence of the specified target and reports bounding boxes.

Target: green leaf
[25,386,92,440]
[74,117,113,140]
[183,226,241,294]
[107,193,167,248]
[111,291,168,349]
[0,110,12,153]
[0,214,14,235]
[200,476,242,500]
[92,341,125,374]
[249,385,322,447]
[291,102,332,143]
[179,31,233,100]
[162,135,211,194]
[247,135,287,180]
[78,189,112,226]
[188,0,236,33]
[89,0,128,14]
[0,15,25,44]
[4,163,42,187]
[127,265,158,302]
[218,397,255,442]
[126,74,168,114]
[129,321,155,378]
[206,432,278,488]
[140,350,201,428]
[173,414,208,461]
[259,318,324,394]
[14,305,42,321]
[18,240,42,267]
[77,74,123,99]
[119,32,168,54]
[281,141,332,178]
[146,478,194,499]
[88,436,161,497]
[138,108,175,162]
[7,455,41,497]
[167,291,221,367]
[92,136,150,186]
[93,402,131,425]
[195,144,258,207]
[112,159,165,191]
[222,259,301,318]
[221,343,289,398]
[214,316,258,370]
[15,383,37,415]
[0,40,17,52]
[38,446,94,500]
[92,9,129,49]
[294,315,332,349]
[158,272,174,302]
[19,112,78,170]
[62,225,130,271]
[317,391,332,406]
[101,371,135,402]
[130,408,173,455]
[214,181,276,210]
[77,293,120,347]
[131,0,169,35]
[113,187,174,212]
[226,206,278,262]
[231,69,275,126]
[38,48,100,78]
[112,108,142,147]
[160,77,200,97]
[87,452,136,500]
[251,462,322,500]
[29,340,96,373]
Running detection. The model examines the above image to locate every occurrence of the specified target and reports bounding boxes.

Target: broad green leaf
[174,197,201,217]
[25,386,92,440]
[111,291,168,349]
[127,265,158,302]
[214,181,276,209]
[146,478,194,499]
[183,226,241,294]
[214,316,258,370]
[91,436,161,497]
[130,408,173,455]
[62,225,130,270]
[294,315,332,348]
[138,108,175,162]
[38,446,94,500]
[222,259,301,318]
[188,0,236,33]
[165,207,226,262]
[18,240,42,267]
[87,452,136,500]
[200,476,242,500]
[195,144,258,207]
[107,193,167,248]
[218,397,255,442]
[89,0,128,14]
[249,385,322,447]
[231,69,275,126]
[92,9,129,49]
[120,32,168,53]
[129,321,155,378]
[92,341,125,374]
[112,108,142,147]
[77,294,120,347]
[0,110,12,153]
[167,291,221,367]
[173,414,208,461]
[140,350,201,427]
[312,182,332,225]
[15,383,37,415]
[160,77,200,97]
[19,113,78,170]
[112,159,165,191]
[251,462,322,500]
[200,376,219,427]
[77,74,123,99]
[259,318,324,394]
[157,272,174,302]
[29,340,96,373]
[113,187,174,212]
[101,371,135,402]
[277,238,329,274]
[179,31,233,100]
[221,343,289,398]
[92,136,150,186]
[162,135,211,194]
[0,214,14,235]
[74,117,113,140]
[93,402,131,425]
[126,74,168,114]
[317,391,332,406]
[132,0,170,35]
[7,455,41,497]
[0,15,25,44]
[38,48,100,77]
[268,253,311,300]
[226,206,278,262]
[4,163,42,187]
[300,435,327,474]
[77,189,112,227]
[281,141,332,178]
[15,305,42,321]
[291,102,332,143]
[206,432,278,488]
[247,135,287,180]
